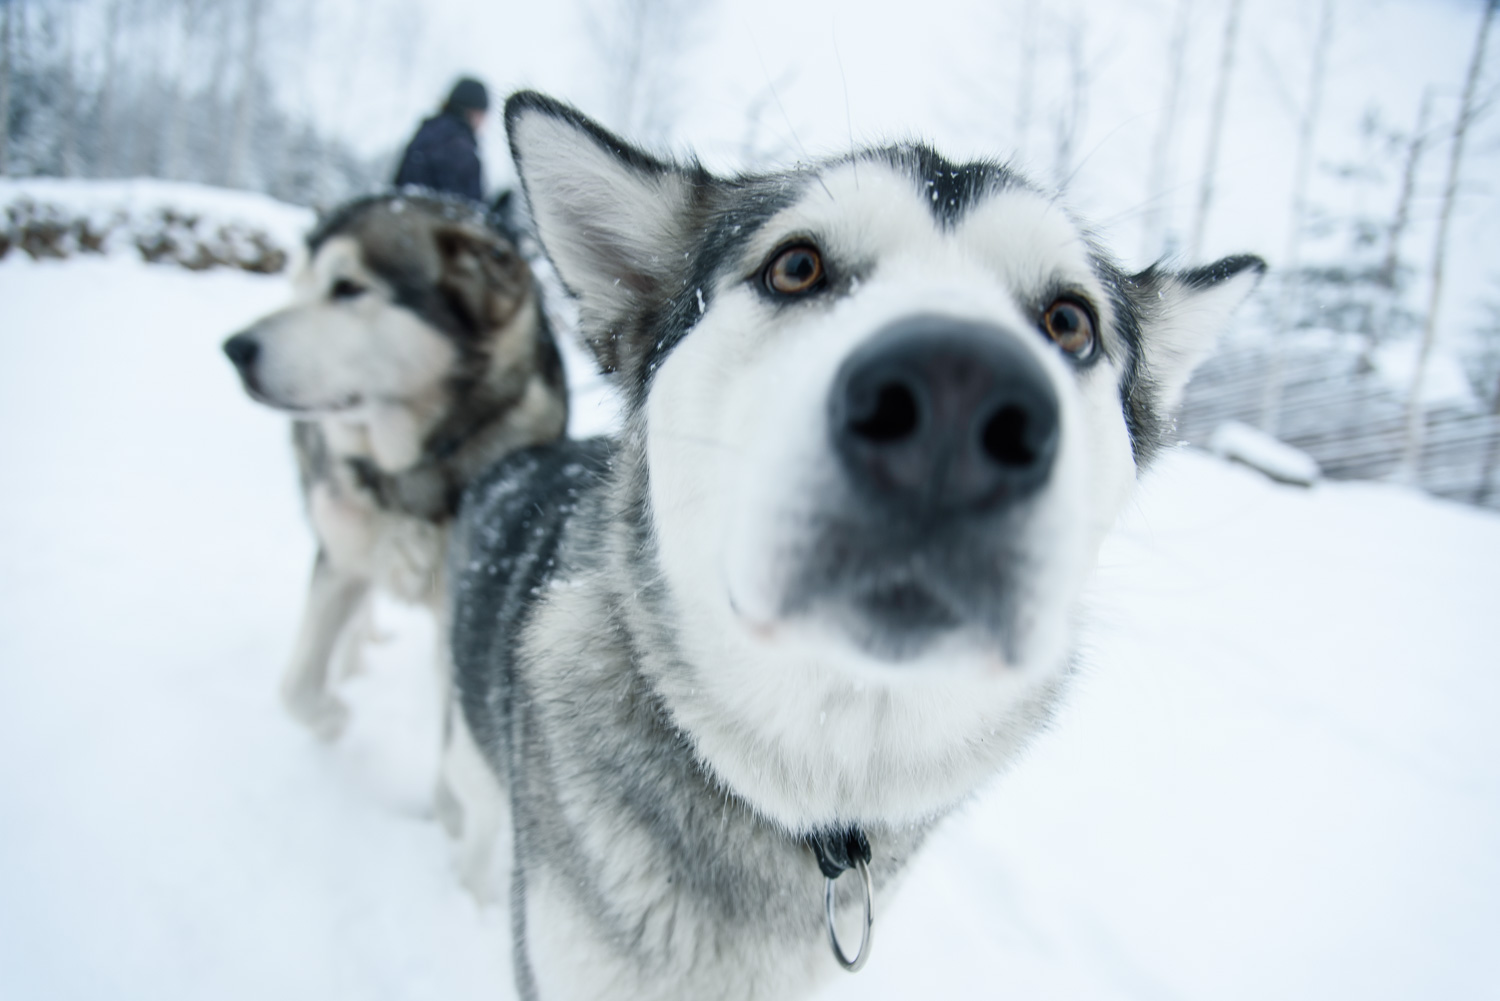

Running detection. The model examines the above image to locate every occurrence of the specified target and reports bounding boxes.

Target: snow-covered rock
[1208,420,1322,486]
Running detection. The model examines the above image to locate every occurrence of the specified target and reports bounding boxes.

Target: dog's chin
[731,581,1023,675]
[829,580,963,663]
[241,379,362,416]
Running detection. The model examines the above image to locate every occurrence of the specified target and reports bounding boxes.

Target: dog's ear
[433,223,530,336]
[1131,254,1266,411]
[505,90,700,374]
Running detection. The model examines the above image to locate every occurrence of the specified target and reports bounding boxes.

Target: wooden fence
[1177,338,1500,511]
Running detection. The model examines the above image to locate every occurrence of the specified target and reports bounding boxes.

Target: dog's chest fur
[295,419,447,604]
[451,439,928,999]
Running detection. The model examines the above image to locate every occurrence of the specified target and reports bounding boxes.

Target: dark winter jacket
[393,113,484,203]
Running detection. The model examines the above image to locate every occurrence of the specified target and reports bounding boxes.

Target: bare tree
[1,0,13,175]
[1188,0,1245,262]
[162,0,208,181]
[1367,89,1433,353]
[1140,0,1192,261]
[90,0,126,176]
[1052,17,1090,192]
[207,0,238,182]
[1379,92,1431,292]
[57,0,79,177]
[1261,0,1335,434]
[227,0,265,189]
[1014,0,1038,151]
[739,69,798,168]
[586,0,711,146]
[1402,0,1498,480]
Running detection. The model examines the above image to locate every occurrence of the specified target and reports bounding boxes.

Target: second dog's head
[222,193,544,467]
[508,92,1262,826]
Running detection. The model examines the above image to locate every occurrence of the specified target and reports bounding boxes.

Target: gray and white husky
[446,91,1264,1001]
[223,192,568,742]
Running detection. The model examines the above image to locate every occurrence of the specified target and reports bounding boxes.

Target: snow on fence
[0,179,314,275]
[1178,335,1500,510]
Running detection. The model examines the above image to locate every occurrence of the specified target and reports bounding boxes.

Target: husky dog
[446,91,1264,1001]
[223,192,568,742]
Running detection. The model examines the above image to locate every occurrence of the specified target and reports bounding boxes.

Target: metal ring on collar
[824,856,873,972]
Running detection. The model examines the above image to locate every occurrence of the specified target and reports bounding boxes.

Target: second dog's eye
[1041,298,1096,359]
[763,244,825,296]
[331,279,367,301]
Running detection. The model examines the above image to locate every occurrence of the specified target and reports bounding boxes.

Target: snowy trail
[2,258,1497,1000]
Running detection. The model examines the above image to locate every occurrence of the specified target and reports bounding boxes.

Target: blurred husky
[223,191,567,743]
[446,91,1264,1000]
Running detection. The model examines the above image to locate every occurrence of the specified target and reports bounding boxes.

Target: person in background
[393,77,489,203]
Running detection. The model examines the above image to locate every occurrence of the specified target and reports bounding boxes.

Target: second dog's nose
[830,315,1059,516]
[222,333,260,371]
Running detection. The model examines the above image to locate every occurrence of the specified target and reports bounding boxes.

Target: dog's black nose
[830,315,1059,516]
[222,333,260,371]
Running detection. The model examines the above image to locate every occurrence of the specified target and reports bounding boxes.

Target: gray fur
[223,191,568,744]
[450,92,1264,1000]
[452,436,942,999]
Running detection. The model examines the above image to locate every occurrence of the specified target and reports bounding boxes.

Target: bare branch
[1402,0,1498,478]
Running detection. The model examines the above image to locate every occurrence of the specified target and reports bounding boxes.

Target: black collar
[807,826,871,879]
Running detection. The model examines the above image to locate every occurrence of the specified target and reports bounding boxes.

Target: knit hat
[444,77,490,115]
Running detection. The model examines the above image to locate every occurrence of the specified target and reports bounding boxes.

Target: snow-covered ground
[2,254,1497,1001]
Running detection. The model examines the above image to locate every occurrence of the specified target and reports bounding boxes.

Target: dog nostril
[981,404,1038,467]
[850,382,920,443]
[223,334,259,369]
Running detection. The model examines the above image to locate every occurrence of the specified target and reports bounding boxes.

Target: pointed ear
[1133,254,1266,411]
[505,91,699,374]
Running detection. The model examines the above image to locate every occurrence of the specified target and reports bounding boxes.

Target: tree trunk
[1188,0,1244,262]
[92,0,124,176]
[210,0,237,184]
[162,0,202,182]
[1014,0,1038,151]
[0,0,12,176]
[227,0,265,190]
[1401,0,1497,482]
[1379,91,1431,293]
[1052,20,1088,191]
[1260,0,1335,436]
[1140,0,1191,262]
[59,0,79,177]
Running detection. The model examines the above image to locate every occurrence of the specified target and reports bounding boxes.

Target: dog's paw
[282,689,350,742]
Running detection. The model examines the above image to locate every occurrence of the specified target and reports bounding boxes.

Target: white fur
[1142,267,1263,411]
[502,97,1264,1001]
[509,113,693,331]
[511,130,1261,830]
[442,712,512,902]
[643,165,1131,829]
[250,236,458,423]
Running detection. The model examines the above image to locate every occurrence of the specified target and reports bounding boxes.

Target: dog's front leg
[441,708,511,902]
[280,550,369,741]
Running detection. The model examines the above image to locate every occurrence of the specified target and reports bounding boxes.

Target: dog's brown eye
[1041,298,1096,358]
[331,279,367,301]
[764,244,825,296]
